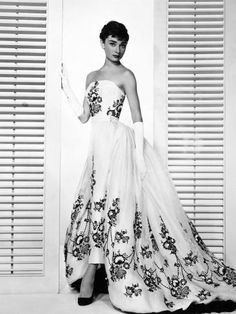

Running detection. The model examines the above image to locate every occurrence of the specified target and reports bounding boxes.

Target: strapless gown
[64,80,236,313]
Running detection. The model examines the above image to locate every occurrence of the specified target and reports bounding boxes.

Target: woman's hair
[100,21,129,43]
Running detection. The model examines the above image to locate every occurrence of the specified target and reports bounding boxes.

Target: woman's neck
[103,57,122,68]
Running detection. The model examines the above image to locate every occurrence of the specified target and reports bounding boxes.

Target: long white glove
[133,121,147,180]
[60,63,83,118]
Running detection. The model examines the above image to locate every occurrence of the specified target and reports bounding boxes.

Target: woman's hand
[60,62,84,119]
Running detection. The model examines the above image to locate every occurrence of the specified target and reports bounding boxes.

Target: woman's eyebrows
[108,39,127,44]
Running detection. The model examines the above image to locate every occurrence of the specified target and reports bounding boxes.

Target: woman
[62,21,236,313]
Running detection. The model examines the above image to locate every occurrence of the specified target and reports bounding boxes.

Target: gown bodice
[85,80,126,122]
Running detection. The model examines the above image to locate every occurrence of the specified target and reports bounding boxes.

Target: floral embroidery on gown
[64,79,236,313]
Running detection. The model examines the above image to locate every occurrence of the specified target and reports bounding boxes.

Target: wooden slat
[0,1,46,275]
[167,0,224,258]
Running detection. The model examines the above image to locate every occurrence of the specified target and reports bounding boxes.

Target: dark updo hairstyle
[100,21,129,43]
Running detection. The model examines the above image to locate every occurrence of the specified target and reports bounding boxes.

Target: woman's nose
[115,46,120,53]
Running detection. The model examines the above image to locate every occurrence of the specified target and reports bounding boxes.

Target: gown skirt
[64,80,236,313]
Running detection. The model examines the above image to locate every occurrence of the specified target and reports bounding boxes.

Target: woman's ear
[100,39,105,49]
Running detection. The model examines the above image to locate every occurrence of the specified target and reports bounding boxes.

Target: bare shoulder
[122,67,137,90]
[85,70,98,87]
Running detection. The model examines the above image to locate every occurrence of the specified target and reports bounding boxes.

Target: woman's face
[101,35,127,63]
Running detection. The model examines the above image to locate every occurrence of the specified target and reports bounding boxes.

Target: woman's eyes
[109,43,126,49]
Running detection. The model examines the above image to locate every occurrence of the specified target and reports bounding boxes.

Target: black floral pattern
[197,289,211,301]
[93,193,106,212]
[87,81,102,116]
[72,233,90,260]
[213,261,236,287]
[107,94,125,118]
[168,275,190,299]
[148,221,159,253]
[90,155,96,196]
[183,250,198,266]
[133,208,142,239]
[92,218,105,248]
[188,220,211,254]
[159,216,177,254]
[71,194,83,223]
[65,264,73,278]
[115,230,130,244]
[164,296,174,309]
[140,245,152,259]
[150,232,159,252]
[140,265,162,292]
[110,251,131,281]
[124,283,142,298]
[107,198,120,227]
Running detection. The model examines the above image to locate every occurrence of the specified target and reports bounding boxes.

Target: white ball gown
[64,79,236,313]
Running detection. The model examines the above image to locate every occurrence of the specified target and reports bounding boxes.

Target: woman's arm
[78,96,90,123]
[60,63,91,123]
[123,70,143,123]
[124,71,147,180]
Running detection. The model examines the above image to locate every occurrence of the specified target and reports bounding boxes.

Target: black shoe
[71,264,108,294]
[78,285,95,306]
[77,265,108,306]
[94,264,108,294]
[70,278,82,292]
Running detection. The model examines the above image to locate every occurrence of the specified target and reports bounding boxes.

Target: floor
[0,291,236,314]
[0,292,118,314]
[3,256,234,314]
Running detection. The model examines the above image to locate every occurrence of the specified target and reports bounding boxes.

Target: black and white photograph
[0,0,236,314]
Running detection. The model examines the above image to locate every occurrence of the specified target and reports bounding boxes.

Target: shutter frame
[167,0,225,259]
[0,0,47,276]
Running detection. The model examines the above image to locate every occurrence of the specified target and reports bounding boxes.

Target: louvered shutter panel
[0,1,47,276]
[167,0,224,259]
